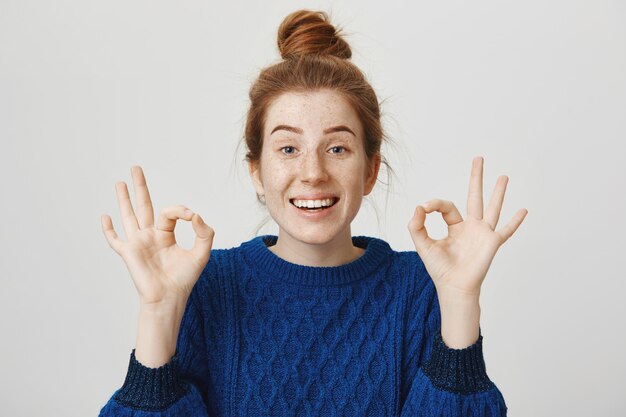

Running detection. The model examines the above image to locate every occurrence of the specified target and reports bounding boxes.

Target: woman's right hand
[100,166,215,308]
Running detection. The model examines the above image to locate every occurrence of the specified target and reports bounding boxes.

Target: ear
[248,160,265,197]
[364,153,381,196]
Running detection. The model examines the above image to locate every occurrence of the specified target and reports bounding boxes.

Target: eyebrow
[270,124,356,137]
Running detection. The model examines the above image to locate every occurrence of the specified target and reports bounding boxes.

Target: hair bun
[277,10,352,60]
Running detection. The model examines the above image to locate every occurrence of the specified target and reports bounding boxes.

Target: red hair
[244,9,392,193]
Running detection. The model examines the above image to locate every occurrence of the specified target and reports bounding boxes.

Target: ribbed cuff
[113,348,190,411]
[421,328,495,394]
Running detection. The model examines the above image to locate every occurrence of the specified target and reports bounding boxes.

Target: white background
[1,0,624,416]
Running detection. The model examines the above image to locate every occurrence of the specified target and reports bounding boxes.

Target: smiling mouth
[289,197,339,211]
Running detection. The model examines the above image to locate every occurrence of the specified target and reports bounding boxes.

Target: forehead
[264,90,362,136]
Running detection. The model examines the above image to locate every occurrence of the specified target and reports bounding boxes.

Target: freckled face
[249,89,380,246]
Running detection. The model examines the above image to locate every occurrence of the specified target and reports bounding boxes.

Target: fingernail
[185,209,193,217]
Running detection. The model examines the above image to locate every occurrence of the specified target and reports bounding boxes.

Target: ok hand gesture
[408,156,528,300]
[101,166,215,308]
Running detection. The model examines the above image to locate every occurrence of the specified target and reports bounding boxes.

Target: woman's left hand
[408,156,528,300]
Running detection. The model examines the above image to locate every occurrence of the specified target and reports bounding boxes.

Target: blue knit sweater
[98,235,507,416]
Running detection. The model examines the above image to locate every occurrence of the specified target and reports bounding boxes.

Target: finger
[156,205,194,233]
[422,199,463,227]
[497,208,528,244]
[189,213,215,266]
[408,205,435,254]
[101,214,123,254]
[467,156,484,220]
[485,175,508,229]
[116,182,140,237]
[131,166,155,229]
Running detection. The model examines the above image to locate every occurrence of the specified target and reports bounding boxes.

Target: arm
[438,290,481,349]
[98,166,216,415]
[98,284,211,416]
[399,284,507,417]
[401,156,526,415]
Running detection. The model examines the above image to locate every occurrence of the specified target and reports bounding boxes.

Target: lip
[289,193,338,200]
[289,194,339,220]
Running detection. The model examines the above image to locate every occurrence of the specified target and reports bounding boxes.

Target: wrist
[140,291,190,313]
[135,300,188,368]
[437,289,481,349]
[139,299,187,322]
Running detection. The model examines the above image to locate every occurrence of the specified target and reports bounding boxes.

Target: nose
[300,150,329,185]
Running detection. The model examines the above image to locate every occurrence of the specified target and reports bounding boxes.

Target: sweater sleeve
[398,255,508,417]
[98,274,212,417]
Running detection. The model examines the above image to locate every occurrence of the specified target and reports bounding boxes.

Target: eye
[329,146,346,154]
[280,146,296,155]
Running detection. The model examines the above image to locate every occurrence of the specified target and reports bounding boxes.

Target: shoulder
[384,245,437,310]
[187,242,242,298]
[184,243,246,318]
[195,235,264,287]
[200,244,242,283]
[376,239,428,281]
[357,236,434,298]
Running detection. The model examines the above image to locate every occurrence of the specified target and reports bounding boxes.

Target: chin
[283,226,345,246]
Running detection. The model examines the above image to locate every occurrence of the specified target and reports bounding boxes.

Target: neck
[269,228,364,267]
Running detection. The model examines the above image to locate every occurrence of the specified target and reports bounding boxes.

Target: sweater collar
[239,235,393,286]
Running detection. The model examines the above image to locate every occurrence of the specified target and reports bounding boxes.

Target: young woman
[98,10,527,417]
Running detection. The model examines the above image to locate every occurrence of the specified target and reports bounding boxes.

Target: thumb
[407,205,433,255]
[190,213,215,266]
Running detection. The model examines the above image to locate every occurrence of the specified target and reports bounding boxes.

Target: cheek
[336,165,367,191]
[261,163,291,194]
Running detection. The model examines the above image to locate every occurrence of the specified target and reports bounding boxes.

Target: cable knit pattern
[98,235,507,416]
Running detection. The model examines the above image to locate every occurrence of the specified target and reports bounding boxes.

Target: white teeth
[292,198,335,208]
